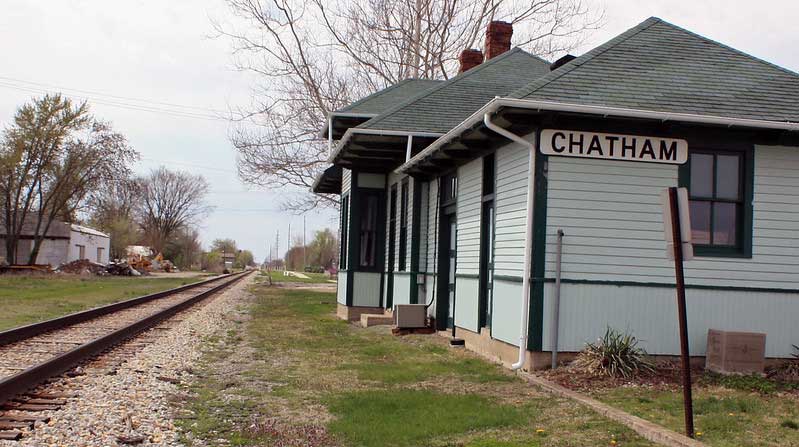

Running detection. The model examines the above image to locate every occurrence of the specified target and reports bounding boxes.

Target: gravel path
[0,275,254,447]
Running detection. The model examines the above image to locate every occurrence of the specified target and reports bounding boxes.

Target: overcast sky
[1,0,796,263]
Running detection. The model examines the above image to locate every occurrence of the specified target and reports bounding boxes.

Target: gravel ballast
[0,274,254,447]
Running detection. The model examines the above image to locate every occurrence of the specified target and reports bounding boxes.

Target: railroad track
[0,271,250,441]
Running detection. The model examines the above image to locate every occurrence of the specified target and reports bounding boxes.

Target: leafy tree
[235,249,255,268]
[210,238,237,254]
[0,94,137,264]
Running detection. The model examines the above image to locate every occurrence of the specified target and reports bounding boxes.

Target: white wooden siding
[385,171,402,272]
[491,278,524,346]
[454,277,480,332]
[424,179,439,274]
[545,145,799,289]
[418,181,429,272]
[352,272,381,307]
[392,272,412,306]
[494,139,533,278]
[542,282,799,357]
[337,271,347,305]
[456,158,482,275]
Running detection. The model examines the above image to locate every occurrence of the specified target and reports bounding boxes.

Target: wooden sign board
[540,129,688,164]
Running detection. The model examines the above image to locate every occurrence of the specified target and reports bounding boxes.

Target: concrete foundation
[336,303,385,322]
[438,326,578,371]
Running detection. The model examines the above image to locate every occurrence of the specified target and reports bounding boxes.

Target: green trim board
[542,277,799,295]
[493,275,523,283]
[678,143,754,258]
[528,136,547,352]
[455,273,480,279]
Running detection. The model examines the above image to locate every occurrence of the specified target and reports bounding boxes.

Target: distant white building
[68,224,110,265]
[0,221,110,266]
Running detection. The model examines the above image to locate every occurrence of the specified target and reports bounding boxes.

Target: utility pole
[287,222,291,272]
[303,214,307,272]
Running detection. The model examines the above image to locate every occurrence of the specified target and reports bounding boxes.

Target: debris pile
[56,259,107,275]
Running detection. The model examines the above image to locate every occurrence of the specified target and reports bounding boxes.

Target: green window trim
[678,145,754,258]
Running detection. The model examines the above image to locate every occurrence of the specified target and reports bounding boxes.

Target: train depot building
[312,17,799,370]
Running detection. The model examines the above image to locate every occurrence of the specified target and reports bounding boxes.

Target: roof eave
[398,97,799,174]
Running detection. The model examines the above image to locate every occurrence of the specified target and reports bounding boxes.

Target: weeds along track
[0,271,250,440]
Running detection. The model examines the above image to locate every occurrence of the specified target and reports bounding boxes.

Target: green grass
[326,390,528,447]
[593,386,799,446]
[0,275,203,331]
[178,285,655,447]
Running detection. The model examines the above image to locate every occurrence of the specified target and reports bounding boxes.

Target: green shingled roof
[358,48,551,133]
[510,17,799,123]
[338,78,443,114]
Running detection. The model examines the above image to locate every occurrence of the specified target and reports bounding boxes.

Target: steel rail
[0,273,233,347]
[0,271,250,406]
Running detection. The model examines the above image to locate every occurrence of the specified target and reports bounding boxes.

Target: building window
[685,148,752,257]
[359,193,379,268]
[76,244,86,260]
[340,195,349,269]
[399,180,409,271]
[97,247,104,263]
[441,172,458,206]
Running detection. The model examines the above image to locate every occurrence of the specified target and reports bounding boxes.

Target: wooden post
[668,186,695,438]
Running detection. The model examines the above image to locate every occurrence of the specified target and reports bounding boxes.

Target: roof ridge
[509,16,663,99]
[338,78,440,113]
[360,48,547,130]
[654,18,799,78]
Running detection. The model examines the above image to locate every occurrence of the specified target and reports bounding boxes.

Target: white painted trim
[398,97,799,173]
[318,112,377,139]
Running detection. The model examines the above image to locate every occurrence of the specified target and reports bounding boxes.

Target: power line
[0,79,231,122]
[0,75,226,114]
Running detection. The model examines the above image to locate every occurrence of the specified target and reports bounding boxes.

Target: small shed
[69,224,110,264]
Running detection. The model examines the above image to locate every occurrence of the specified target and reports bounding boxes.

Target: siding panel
[544,146,799,289]
[494,139,533,278]
[456,158,482,276]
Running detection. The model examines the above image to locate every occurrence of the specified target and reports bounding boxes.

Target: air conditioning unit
[394,304,428,328]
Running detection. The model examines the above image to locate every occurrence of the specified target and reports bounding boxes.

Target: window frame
[357,189,383,271]
[678,145,754,258]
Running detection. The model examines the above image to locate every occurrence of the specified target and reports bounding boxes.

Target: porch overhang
[311,164,343,194]
[318,112,377,140]
[398,97,799,177]
[328,128,442,173]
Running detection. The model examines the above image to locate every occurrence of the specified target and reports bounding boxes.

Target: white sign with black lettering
[540,129,688,164]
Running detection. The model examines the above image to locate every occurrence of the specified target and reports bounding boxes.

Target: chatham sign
[540,129,688,164]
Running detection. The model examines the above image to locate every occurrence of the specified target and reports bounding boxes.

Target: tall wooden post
[668,186,695,438]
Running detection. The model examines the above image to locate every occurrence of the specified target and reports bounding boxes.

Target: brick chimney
[484,21,513,60]
[459,49,484,73]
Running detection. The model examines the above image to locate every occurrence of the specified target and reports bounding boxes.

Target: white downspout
[327,115,334,156]
[405,135,414,162]
[483,112,536,371]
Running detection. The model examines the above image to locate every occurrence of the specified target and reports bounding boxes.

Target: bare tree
[138,167,212,254]
[0,94,138,265]
[87,177,143,259]
[216,0,602,211]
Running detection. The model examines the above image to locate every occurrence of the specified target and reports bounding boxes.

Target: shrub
[766,344,799,384]
[573,327,655,379]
